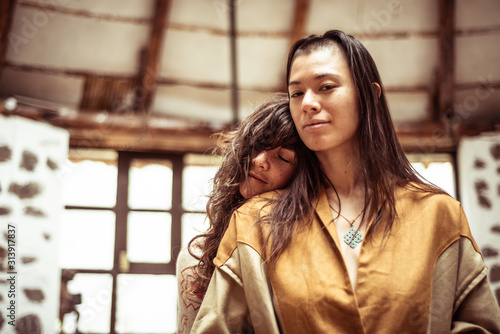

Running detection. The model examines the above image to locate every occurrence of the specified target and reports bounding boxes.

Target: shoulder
[234,189,283,215]
[228,191,281,232]
[396,184,460,216]
[213,194,279,268]
[395,184,478,251]
[176,239,204,271]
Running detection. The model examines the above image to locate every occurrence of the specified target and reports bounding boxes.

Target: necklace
[329,204,364,249]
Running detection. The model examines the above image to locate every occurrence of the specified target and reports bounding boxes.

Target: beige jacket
[192,187,500,333]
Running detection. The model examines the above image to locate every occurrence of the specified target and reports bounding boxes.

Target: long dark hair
[285,30,446,239]
[188,93,320,292]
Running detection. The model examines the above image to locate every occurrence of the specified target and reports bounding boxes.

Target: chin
[240,185,255,199]
[303,138,339,153]
[239,185,248,199]
[303,142,326,152]
[299,136,325,152]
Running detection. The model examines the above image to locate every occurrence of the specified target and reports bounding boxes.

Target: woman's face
[239,147,296,199]
[288,47,360,154]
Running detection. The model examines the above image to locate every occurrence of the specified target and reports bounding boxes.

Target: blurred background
[0,0,499,333]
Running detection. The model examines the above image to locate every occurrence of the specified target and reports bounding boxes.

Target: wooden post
[229,0,239,125]
[0,0,16,74]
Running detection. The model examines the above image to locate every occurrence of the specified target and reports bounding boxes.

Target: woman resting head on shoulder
[194,92,316,287]
[191,30,500,333]
[176,93,318,334]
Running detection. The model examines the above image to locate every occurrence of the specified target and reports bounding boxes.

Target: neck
[316,147,363,199]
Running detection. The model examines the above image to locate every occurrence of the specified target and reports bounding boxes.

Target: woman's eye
[320,84,335,91]
[278,155,290,163]
[289,91,303,98]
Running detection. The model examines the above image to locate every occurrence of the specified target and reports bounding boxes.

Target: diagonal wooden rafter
[0,0,16,74]
[134,0,171,113]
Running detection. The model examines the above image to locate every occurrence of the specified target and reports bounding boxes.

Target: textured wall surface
[459,134,500,305]
[0,116,69,334]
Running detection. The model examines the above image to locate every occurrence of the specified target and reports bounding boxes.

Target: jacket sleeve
[452,272,500,333]
[451,237,500,333]
[176,246,204,334]
[191,243,281,334]
[429,237,500,333]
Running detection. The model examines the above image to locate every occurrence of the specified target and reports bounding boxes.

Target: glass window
[182,213,209,248]
[182,165,219,211]
[408,153,456,198]
[66,273,113,333]
[62,150,118,207]
[182,154,221,211]
[115,274,177,333]
[59,150,217,334]
[128,159,172,210]
[59,210,115,270]
[127,211,172,263]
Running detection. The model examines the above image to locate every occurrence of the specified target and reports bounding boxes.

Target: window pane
[65,273,113,333]
[128,159,172,210]
[408,153,456,198]
[116,274,177,333]
[412,161,456,198]
[62,150,117,207]
[182,165,218,211]
[127,212,171,263]
[59,210,115,269]
[182,213,209,248]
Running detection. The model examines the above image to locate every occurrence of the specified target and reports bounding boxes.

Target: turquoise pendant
[344,227,363,248]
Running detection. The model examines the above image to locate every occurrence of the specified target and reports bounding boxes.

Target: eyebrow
[288,73,342,87]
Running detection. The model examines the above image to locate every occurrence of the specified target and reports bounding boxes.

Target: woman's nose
[252,151,269,170]
[302,90,320,113]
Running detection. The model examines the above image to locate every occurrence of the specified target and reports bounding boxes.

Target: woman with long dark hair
[192,30,500,333]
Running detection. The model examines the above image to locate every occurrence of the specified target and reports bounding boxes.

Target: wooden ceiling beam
[1,102,224,153]
[436,0,456,132]
[135,0,171,113]
[1,103,223,132]
[290,0,311,46]
[0,0,16,74]
[395,121,456,153]
[277,0,311,92]
[66,128,218,154]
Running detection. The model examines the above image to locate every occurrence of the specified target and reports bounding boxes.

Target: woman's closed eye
[277,148,295,164]
[278,155,290,163]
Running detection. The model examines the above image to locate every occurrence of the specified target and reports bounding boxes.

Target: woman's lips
[304,120,330,130]
[249,172,266,183]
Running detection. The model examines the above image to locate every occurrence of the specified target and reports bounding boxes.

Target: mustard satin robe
[191,187,500,333]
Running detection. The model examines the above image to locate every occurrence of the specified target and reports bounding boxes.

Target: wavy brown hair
[285,30,446,239]
[188,93,321,293]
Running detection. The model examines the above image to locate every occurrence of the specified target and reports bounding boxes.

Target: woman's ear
[373,82,381,97]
